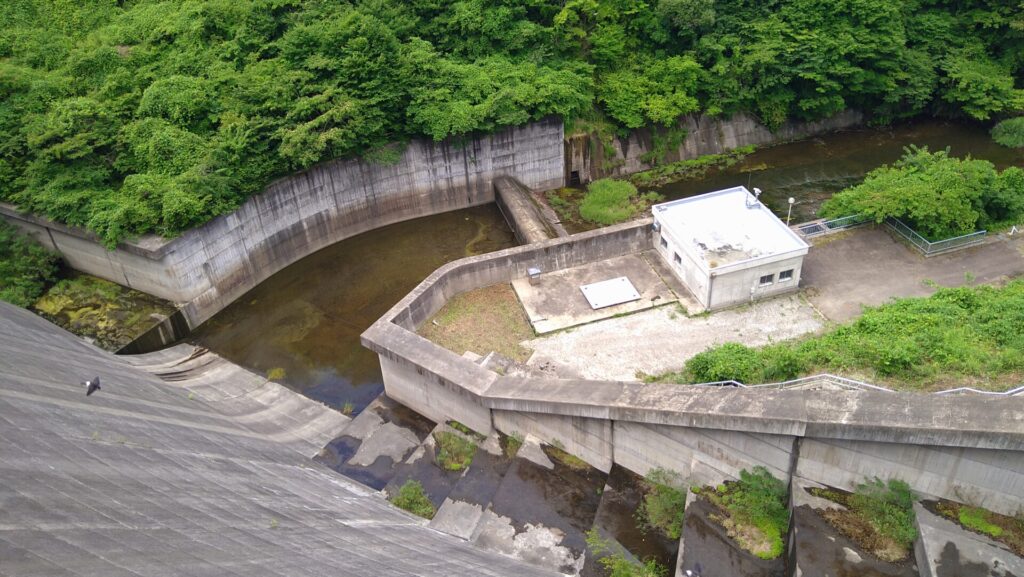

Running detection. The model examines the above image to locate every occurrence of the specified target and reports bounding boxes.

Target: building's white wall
[709,255,805,309]
[653,225,711,308]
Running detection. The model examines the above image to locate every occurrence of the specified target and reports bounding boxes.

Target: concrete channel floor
[524,293,823,381]
[512,253,683,334]
[802,226,1024,322]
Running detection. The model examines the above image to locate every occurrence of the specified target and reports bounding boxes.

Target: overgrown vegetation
[390,480,435,519]
[703,467,789,560]
[502,431,524,459]
[586,529,667,577]
[3,1,1021,244]
[811,479,917,561]
[636,468,687,540]
[629,145,755,187]
[935,501,1024,556]
[0,221,59,307]
[657,280,1024,391]
[578,179,662,226]
[992,117,1024,148]
[434,431,476,472]
[546,441,591,471]
[820,146,1024,239]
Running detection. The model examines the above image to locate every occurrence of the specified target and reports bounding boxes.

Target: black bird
[82,377,101,396]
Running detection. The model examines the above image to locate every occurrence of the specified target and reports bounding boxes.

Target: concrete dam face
[0,302,559,577]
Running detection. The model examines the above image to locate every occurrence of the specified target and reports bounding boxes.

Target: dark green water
[653,119,1024,223]
[191,205,516,413]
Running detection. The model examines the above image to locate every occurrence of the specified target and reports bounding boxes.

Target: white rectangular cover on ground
[579,276,641,310]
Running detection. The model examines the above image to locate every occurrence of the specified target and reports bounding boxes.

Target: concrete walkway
[802,227,1024,322]
[524,295,823,381]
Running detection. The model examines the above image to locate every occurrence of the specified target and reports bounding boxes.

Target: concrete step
[469,439,609,575]
[314,394,435,490]
[429,431,518,539]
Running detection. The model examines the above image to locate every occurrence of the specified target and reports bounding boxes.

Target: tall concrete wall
[362,224,1024,517]
[1,119,565,328]
[566,110,863,183]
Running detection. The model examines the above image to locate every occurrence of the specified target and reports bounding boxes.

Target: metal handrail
[683,373,1023,396]
[884,217,986,256]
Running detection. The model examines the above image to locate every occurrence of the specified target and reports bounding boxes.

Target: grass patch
[390,480,435,519]
[629,145,755,187]
[637,468,687,540]
[992,117,1024,148]
[704,467,788,560]
[418,283,533,362]
[935,501,1023,556]
[651,280,1024,391]
[579,179,641,225]
[502,431,524,458]
[447,420,485,440]
[0,221,60,308]
[434,431,477,472]
[586,529,668,577]
[546,442,591,471]
[810,478,917,562]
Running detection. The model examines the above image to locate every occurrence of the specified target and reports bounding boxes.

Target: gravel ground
[523,294,824,381]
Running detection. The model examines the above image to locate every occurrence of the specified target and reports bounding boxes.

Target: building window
[660,236,668,249]
[759,274,774,286]
[674,252,682,264]
[779,269,794,282]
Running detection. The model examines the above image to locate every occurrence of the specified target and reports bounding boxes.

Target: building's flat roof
[653,186,809,269]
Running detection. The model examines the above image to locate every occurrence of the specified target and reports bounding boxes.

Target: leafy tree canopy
[1,0,1021,245]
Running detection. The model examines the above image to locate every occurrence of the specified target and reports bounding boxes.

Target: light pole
[787,197,795,226]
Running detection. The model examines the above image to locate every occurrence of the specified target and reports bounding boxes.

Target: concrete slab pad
[512,254,677,334]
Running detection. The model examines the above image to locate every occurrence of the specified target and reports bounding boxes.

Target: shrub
[0,221,60,307]
[721,467,789,560]
[685,342,760,383]
[434,431,476,471]
[992,117,1024,148]
[390,480,435,519]
[849,478,918,549]
[579,179,639,225]
[637,468,687,540]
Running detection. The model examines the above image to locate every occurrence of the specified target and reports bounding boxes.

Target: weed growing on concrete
[434,431,476,471]
[586,529,667,577]
[341,402,354,416]
[813,478,917,561]
[706,467,789,560]
[547,441,590,471]
[390,480,435,519]
[637,468,687,540]
[503,432,524,458]
[269,518,279,529]
[959,507,1003,537]
[267,367,286,381]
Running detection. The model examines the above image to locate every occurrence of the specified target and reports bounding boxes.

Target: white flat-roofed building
[652,186,810,310]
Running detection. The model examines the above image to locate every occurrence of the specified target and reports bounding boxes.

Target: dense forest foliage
[1,0,1022,245]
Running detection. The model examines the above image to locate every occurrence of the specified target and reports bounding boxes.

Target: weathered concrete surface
[567,110,863,182]
[914,503,1024,577]
[1,118,565,329]
[495,176,561,244]
[803,226,1024,322]
[679,495,785,577]
[524,293,823,381]
[0,301,561,577]
[512,253,677,334]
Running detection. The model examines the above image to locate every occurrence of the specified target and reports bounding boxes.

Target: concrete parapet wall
[1,119,565,328]
[362,223,1024,515]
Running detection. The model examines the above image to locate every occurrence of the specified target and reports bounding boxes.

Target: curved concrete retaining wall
[361,222,1024,516]
[1,119,565,328]
[566,110,864,183]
